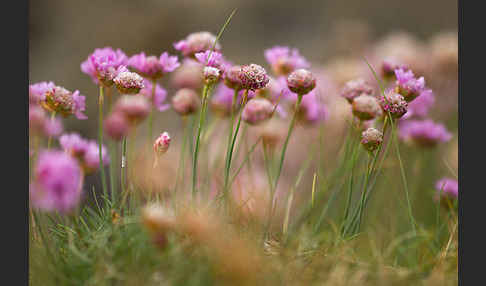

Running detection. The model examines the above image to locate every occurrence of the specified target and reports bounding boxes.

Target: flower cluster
[139,79,170,112]
[264,46,310,76]
[81,47,128,86]
[39,84,87,120]
[59,133,109,174]
[394,68,426,102]
[128,52,180,79]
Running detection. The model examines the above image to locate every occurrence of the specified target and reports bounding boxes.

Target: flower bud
[239,64,270,91]
[113,71,145,94]
[361,127,383,152]
[203,66,221,85]
[224,65,244,90]
[153,132,171,156]
[286,69,316,95]
[114,95,151,124]
[172,88,200,116]
[352,94,382,121]
[242,98,274,125]
[340,78,373,103]
[378,91,408,119]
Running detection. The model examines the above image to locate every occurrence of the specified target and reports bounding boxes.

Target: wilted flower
[40,85,87,119]
[352,94,382,121]
[286,69,316,96]
[170,59,204,90]
[114,71,145,94]
[139,80,170,112]
[172,88,200,116]
[154,132,171,156]
[402,89,435,119]
[81,47,127,86]
[394,68,426,102]
[264,46,310,76]
[114,95,151,124]
[435,177,458,199]
[242,98,274,125]
[239,64,270,91]
[104,111,130,141]
[378,91,408,119]
[174,31,221,58]
[128,52,179,79]
[30,151,83,214]
[29,105,63,137]
[340,78,374,103]
[398,119,452,147]
[361,127,383,152]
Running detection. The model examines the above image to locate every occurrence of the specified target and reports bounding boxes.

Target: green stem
[109,140,117,207]
[192,84,211,198]
[46,111,56,150]
[98,86,108,204]
[174,116,189,196]
[356,154,374,233]
[148,79,156,145]
[120,137,127,210]
[223,89,240,194]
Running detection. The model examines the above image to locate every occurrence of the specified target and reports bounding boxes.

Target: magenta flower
[154,132,171,156]
[402,89,435,119]
[139,79,170,112]
[435,177,458,199]
[174,31,221,58]
[59,133,109,173]
[170,59,204,90]
[113,71,145,94]
[83,141,110,172]
[381,59,409,80]
[40,85,87,120]
[378,91,408,119]
[399,119,452,147]
[394,68,426,102]
[264,46,310,76]
[194,50,224,69]
[128,52,180,79]
[239,64,270,91]
[242,98,275,125]
[81,47,128,86]
[210,84,255,116]
[59,133,89,158]
[298,90,328,125]
[29,81,55,104]
[30,151,83,214]
[29,105,63,137]
[172,88,200,116]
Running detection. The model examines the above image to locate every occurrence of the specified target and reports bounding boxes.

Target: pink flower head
[41,85,87,119]
[174,31,221,58]
[402,89,435,119]
[59,133,109,173]
[128,52,180,79]
[30,150,83,214]
[104,111,130,141]
[203,66,222,85]
[139,79,170,112]
[378,91,408,119]
[264,46,310,76]
[435,177,458,199]
[340,78,374,103]
[194,50,224,69]
[83,141,110,172]
[394,68,426,102]
[59,133,90,158]
[114,95,151,124]
[81,47,128,86]
[361,127,383,152]
[30,81,55,104]
[298,90,328,125]
[352,94,383,121]
[286,69,316,96]
[239,64,270,91]
[29,105,64,137]
[210,84,255,117]
[399,119,452,147]
[242,98,274,125]
[154,132,171,156]
[170,59,204,90]
[224,65,244,90]
[114,71,145,94]
[381,59,409,80]
[172,88,200,116]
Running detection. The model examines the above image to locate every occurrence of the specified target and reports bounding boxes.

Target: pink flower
[114,95,151,124]
[29,105,64,137]
[394,68,426,102]
[435,177,458,199]
[174,31,221,57]
[104,111,130,141]
[239,64,270,91]
[264,46,310,76]
[399,119,452,147]
[361,127,383,152]
[139,79,170,112]
[172,88,200,116]
[114,71,145,94]
[40,85,87,120]
[154,132,171,156]
[242,98,274,125]
[59,133,109,173]
[194,50,225,69]
[128,52,180,79]
[340,78,374,103]
[170,59,204,90]
[286,69,316,95]
[81,47,127,86]
[29,81,55,104]
[83,141,110,172]
[30,151,83,214]
[402,89,435,119]
[378,91,408,119]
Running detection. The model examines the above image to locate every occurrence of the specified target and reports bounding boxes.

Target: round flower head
[154,132,171,156]
[340,78,374,103]
[297,90,328,125]
[59,133,89,159]
[394,68,426,102]
[203,66,222,85]
[29,105,63,137]
[41,85,87,119]
[104,111,130,141]
[398,119,452,147]
[172,88,200,116]
[239,64,270,91]
[30,81,55,105]
[361,127,383,152]
[378,91,408,119]
[286,69,316,96]
[381,59,409,81]
[81,47,127,86]
[114,95,151,124]
[435,177,458,199]
[139,80,170,112]
[224,65,244,90]
[264,46,310,76]
[352,94,383,121]
[128,52,180,79]
[114,71,145,94]
[242,98,274,125]
[30,151,83,214]
[402,89,435,119]
[174,31,221,58]
[83,141,110,173]
[170,59,204,90]
[195,50,225,69]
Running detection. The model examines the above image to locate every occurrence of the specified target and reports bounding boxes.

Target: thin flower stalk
[46,111,57,149]
[98,86,108,201]
[192,84,211,197]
